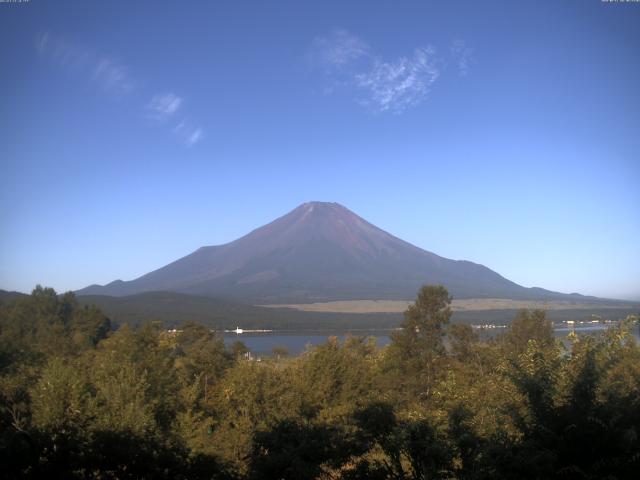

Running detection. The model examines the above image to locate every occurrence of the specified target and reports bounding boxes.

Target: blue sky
[1,0,638,300]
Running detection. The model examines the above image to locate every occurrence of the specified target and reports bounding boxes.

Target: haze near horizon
[1,0,639,300]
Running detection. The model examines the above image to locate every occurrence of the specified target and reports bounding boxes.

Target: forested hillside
[1,286,639,479]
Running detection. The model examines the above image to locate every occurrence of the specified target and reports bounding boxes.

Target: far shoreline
[259,298,639,314]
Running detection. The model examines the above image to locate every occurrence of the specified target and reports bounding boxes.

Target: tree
[392,285,452,356]
[249,419,351,480]
[69,303,111,348]
[448,323,478,362]
[501,309,554,357]
[385,285,452,400]
[295,336,376,422]
[231,340,249,359]
[207,361,301,471]
[174,322,231,402]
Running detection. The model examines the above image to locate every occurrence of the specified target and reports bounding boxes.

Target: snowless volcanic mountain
[78,202,589,303]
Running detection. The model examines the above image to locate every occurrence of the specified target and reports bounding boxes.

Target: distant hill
[0,290,28,304]
[76,291,401,330]
[1,288,632,330]
[78,202,602,303]
[76,291,637,331]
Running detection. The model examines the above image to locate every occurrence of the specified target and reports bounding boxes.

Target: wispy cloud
[150,96,205,147]
[451,39,474,77]
[355,47,440,113]
[35,32,49,54]
[174,119,204,148]
[35,32,204,148]
[186,127,203,147]
[309,30,473,114]
[309,29,370,70]
[36,32,134,96]
[93,59,133,95]
[147,93,183,120]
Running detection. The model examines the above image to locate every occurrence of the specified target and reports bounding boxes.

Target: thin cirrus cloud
[146,94,204,146]
[174,120,204,148]
[35,32,203,147]
[451,39,474,77]
[146,94,204,147]
[355,47,440,113]
[36,32,134,96]
[309,29,371,69]
[309,29,473,114]
[147,93,183,120]
[92,58,134,96]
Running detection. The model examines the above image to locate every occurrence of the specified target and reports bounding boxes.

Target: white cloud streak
[309,29,370,69]
[35,32,204,148]
[451,39,474,77]
[174,119,204,147]
[147,93,183,120]
[186,127,203,147]
[36,32,134,96]
[310,30,472,114]
[355,47,439,113]
[93,58,133,95]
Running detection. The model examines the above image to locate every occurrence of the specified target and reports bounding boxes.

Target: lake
[223,323,640,356]
[223,330,394,356]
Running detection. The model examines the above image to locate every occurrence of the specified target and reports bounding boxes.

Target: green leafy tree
[174,322,231,402]
[30,357,92,432]
[501,309,555,357]
[208,361,301,471]
[231,340,249,359]
[295,336,377,422]
[448,323,479,362]
[249,419,353,480]
[385,285,452,401]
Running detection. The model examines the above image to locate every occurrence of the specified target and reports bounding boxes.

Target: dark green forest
[1,285,639,479]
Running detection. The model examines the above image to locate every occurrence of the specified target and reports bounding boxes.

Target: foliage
[0,286,639,479]
[383,285,452,403]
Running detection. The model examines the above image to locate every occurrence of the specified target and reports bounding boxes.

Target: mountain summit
[78,202,583,302]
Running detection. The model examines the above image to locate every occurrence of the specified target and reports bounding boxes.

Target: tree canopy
[1,285,639,479]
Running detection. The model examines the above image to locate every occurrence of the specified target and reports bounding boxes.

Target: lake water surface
[223,324,640,356]
[223,330,393,355]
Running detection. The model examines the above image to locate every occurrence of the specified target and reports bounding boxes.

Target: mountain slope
[0,289,28,304]
[77,202,591,302]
